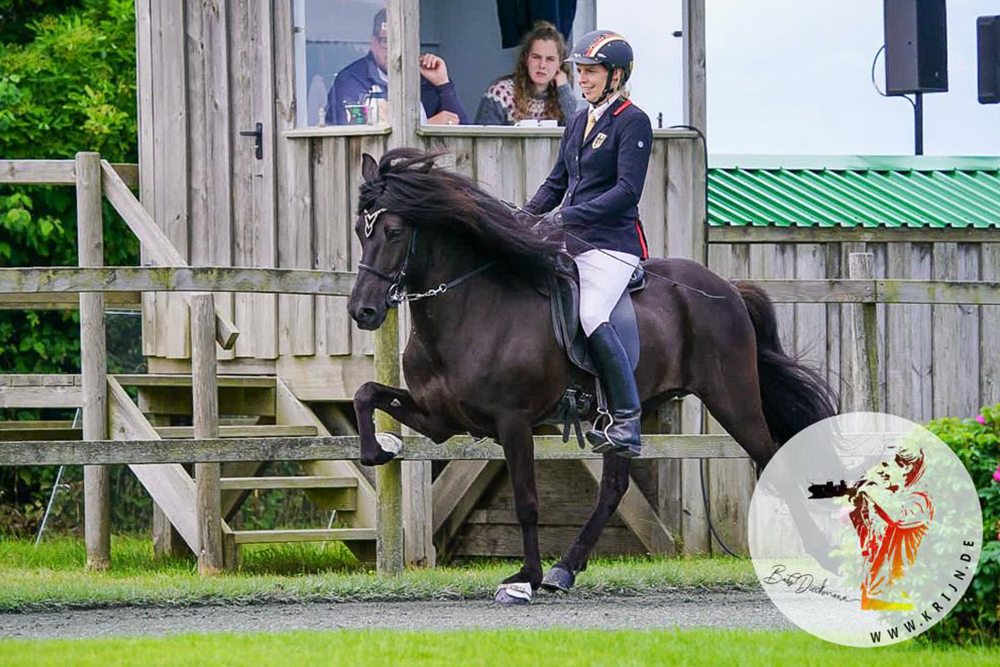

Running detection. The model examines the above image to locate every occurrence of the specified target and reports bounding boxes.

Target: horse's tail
[734,281,839,447]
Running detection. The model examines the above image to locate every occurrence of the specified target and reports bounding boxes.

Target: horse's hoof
[494,582,532,605]
[375,432,403,455]
[540,565,575,593]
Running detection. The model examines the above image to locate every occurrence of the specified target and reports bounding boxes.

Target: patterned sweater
[474,77,579,126]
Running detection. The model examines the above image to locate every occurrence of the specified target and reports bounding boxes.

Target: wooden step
[219,475,357,491]
[155,424,317,439]
[0,420,79,441]
[115,374,275,389]
[230,528,376,545]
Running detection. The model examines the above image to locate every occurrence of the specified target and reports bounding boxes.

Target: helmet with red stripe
[566,30,634,104]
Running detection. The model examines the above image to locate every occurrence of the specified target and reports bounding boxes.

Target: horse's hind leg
[541,452,630,592]
[494,415,543,605]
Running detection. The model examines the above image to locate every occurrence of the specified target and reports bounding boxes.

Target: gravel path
[0,589,791,640]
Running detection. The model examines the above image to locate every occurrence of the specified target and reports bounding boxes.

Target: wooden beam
[849,253,880,413]
[106,376,199,551]
[191,293,224,574]
[231,528,376,544]
[0,267,355,297]
[0,434,746,466]
[156,424,315,439]
[682,0,706,133]
[77,152,110,571]
[580,460,676,555]
[0,292,141,310]
[875,279,1000,306]
[10,268,993,306]
[708,226,1000,244]
[383,0,424,573]
[219,475,356,490]
[99,160,239,349]
[0,160,138,186]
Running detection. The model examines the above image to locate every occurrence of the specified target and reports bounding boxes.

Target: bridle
[356,207,496,307]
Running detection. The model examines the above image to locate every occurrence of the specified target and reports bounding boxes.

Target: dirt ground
[0,589,791,640]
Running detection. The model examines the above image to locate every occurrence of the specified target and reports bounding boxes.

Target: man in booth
[326,8,470,126]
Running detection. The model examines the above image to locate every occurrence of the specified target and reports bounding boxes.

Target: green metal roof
[707,156,1000,228]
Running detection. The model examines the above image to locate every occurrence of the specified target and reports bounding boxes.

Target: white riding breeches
[574,249,641,336]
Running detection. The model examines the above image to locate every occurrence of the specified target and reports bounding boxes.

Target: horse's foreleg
[494,416,542,605]
[541,452,631,592]
[353,381,454,467]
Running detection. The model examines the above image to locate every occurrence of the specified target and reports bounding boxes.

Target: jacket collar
[581,96,627,146]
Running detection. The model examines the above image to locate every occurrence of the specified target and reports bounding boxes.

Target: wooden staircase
[124,373,378,563]
[0,373,376,565]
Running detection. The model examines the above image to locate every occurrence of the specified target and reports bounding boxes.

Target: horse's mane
[357,148,563,275]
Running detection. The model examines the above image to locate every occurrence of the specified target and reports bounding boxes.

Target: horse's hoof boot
[495,582,532,605]
[375,432,402,455]
[540,565,575,593]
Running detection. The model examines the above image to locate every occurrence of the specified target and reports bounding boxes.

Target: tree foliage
[1,0,140,534]
[0,0,138,374]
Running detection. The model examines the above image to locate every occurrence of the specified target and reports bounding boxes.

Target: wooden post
[191,293,224,574]
[77,152,110,570]
[374,310,404,575]
[682,0,707,266]
[848,252,880,413]
[381,0,432,570]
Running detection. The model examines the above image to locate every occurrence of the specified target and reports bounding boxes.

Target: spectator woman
[474,22,577,126]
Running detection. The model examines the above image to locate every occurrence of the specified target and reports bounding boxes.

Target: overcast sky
[599,0,1000,156]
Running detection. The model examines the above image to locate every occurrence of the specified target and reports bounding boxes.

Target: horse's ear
[361,153,379,182]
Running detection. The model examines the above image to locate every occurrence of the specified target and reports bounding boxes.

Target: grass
[0,535,757,611]
[1,628,998,666]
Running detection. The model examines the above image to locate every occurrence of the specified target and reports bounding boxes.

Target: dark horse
[347,148,838,604]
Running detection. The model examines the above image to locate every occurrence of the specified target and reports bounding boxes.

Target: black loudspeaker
[978,16,1000,104]
[884,0,949,94]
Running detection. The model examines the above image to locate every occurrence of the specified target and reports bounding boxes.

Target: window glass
[301,0,388,127]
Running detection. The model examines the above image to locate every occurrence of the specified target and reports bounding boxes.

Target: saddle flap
[548,263,643,377]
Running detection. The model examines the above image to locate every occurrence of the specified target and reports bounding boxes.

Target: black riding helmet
[565,30,634,105]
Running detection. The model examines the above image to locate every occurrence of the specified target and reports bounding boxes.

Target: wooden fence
[3,154,999,573]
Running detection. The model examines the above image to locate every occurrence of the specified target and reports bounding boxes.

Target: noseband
[357,208,496,307]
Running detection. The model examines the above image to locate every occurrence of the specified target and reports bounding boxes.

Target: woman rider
[521,30,652,458]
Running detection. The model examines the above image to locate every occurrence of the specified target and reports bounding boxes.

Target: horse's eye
[387,227,404,240]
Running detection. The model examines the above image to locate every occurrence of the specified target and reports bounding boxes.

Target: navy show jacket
[325,52,470,126]
[524,97,653,257]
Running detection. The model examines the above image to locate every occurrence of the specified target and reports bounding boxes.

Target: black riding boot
[585,322,642,458]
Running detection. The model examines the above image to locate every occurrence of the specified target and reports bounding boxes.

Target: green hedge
[924,404,1000,644]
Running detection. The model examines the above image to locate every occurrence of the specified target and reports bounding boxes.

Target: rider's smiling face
[576,63,621,104]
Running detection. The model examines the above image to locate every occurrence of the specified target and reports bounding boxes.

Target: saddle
[538,258,646,447]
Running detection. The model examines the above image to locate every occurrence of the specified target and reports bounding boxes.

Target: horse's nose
[356,306,378,328]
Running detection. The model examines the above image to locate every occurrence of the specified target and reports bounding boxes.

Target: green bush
[923,403,1000,644]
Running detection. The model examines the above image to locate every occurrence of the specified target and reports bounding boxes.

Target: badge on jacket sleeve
[591,132,607,149]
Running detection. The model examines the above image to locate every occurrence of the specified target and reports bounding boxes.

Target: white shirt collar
[589,93,621,123]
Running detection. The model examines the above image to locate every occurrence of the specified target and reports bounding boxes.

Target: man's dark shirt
[325,52,470,125]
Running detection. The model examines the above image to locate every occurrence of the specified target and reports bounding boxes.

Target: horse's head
[347,153,416,330]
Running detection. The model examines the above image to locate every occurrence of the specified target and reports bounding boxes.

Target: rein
[358,224,496,306]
